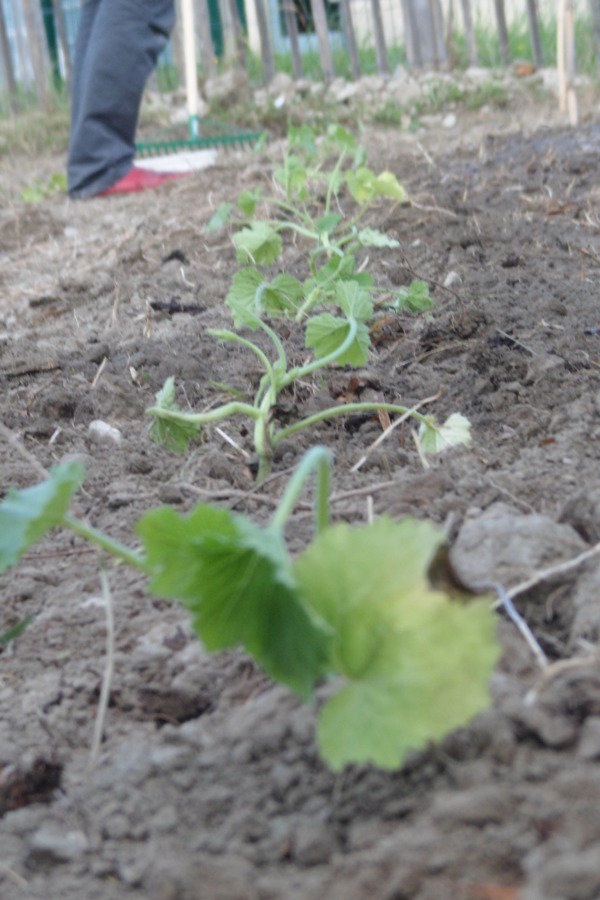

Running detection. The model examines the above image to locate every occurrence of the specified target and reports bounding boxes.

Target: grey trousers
[67,0,175,198]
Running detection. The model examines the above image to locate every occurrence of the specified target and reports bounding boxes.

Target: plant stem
[63,515,146,571]
[325,150,346,215]
[147,401,261,427]
[273,402,433,444]
[284,317,358,383]
[270,446,332,535]
[209,328,278,390]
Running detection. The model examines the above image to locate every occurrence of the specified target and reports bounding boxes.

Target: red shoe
[98,166,188,197]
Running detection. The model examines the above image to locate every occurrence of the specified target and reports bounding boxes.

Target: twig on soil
[351,392,439,472]
[0,421,48,479]
[89,569,115,769]
[501,541,600,605]
[0,863,28,888]
[525,651,600,705]
[399,255,465,305]
[495,329,537,356]
[411,428,430,470]
[90,356,107,389]
[410,199,459,220]
[214,427,251,459]
[493,583,548,670]
[109,283,120,327]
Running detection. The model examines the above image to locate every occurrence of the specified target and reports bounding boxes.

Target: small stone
[442,112,457,129]
[292,820,336,866]
[26,828,88,865]
[443,270,462,288]
[578,717,600,760]
[450,503,585,592]
[431,785,510,826]
[87,420,122,447]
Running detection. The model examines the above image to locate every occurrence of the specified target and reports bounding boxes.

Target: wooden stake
[565,0,579,125]
[459,0,478,65]
[309,0,335,81]
[339,0,360,79]
[282,0,303,79]
[370,0,390,75]
[21,0,50,107]
[195,0,217,78]
[557,0,567,110]
[254,0,275,83]
[493,0,510,66]
[51,0,71,88]
[526,0,544,68]
[401,0,422,69]
[0,0,18,111]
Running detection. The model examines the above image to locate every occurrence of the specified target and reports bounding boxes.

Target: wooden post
[430,0,447,67]
[590,0,600,61]
[564,0,578,124]
[400,0,418,68]
[51,0,71,88]
[526,0,544,68]
[254,0,275,83]
[21,0,50,106]
[195,0,217,78]
[309,0,335,81]
[370,0,390,75]
[227,0,247,69]
[0,0,19,111]
[459,0,478,66]
[493,0,510,66]
[282,0,303,79]
[339,0,360,79]
[171,0,186,86]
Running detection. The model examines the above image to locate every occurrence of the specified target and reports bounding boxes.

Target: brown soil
[2,98,600,899]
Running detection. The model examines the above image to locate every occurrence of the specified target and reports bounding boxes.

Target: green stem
[294,252,346,322]
[63,515,146,571]
[273,402,432,444]
[271,220,319,242]
[284,317,358,384]
[270,446,332,535]
[325,150,346,216]
[147,400,260,427]
[209,328,277,390]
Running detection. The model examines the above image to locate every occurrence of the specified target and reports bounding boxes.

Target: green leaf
[294,519,499,769]
[137,505,332,698]
[346,168,407,205]
[315,213,342,235]
[225,267,265,328]
[393,280,434,312]
[334,280,373,322]
[226,268,302,326]
[305,312,370,366]
[233,222,282,265]
[287,124,317,158]
[262,274,303,316]
[0,616,32,646]
[357,228,399,249]
[419,413,472,455]
[148,377,200,452]
[206,202,233,232]
[274,156,308,199]
[326,124,358,153]
[0,461,84,574]
[374,171,407,201]
[238,189,260,217]
[305,255,374,298]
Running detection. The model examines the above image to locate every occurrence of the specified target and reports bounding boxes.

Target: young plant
[147,278,469,478]
[0,450,499,770]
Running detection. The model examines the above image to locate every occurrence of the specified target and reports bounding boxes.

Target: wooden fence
[0,0,598,113]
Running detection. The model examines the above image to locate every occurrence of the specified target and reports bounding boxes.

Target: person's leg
[69,0,101,130]
[68,0,175,198]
